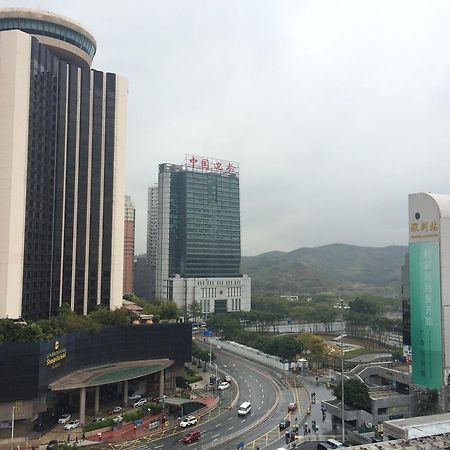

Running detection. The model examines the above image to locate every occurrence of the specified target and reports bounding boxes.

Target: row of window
[0,18,96,57]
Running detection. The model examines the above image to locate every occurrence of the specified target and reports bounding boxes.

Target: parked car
[57,414,71,424]
[218,381,230,390]
[133,398,147,408]
[109,406,123,415]
[179,415,198,428]
[279,419,291,431]
[113,415,123,424]
[128,393,141,401]
[288,402,297,411]
[46,440,60,449]
[64,420,80,430]
[92,417,105,423]
[182,431,201,444]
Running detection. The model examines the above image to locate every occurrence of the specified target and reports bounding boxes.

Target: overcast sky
[4,0,450,255]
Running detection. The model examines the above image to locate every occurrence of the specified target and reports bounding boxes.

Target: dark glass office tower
[168,169,241,278]
[0,9,127,321]
[155,157,251,314]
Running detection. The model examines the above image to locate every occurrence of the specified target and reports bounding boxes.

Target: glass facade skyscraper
[0,9,127,320]
[156,157,251,315]
[168,170,241,278]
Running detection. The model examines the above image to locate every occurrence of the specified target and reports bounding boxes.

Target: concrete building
[0,9,127,320]
[123,195,135,294]
[408,193,450,409]
[146,184,158,298]
[155,155,251,316]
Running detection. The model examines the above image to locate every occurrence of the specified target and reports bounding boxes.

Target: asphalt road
[122,348,279,449]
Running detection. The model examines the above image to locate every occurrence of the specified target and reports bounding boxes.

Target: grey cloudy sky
[4,0,450,255]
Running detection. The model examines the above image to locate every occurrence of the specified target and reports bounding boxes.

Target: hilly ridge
[241,243,408,295]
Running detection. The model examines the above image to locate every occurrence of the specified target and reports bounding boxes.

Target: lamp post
[10,405,15,450]
[334,297,349,444]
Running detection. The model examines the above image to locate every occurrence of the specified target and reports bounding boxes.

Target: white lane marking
[227,417,233,421]
[154,446,164,449]
[258,406,261,410]
[215,423,221,427]
[212,434,220,439]
[241,419,246,423]
[228,426,234,430]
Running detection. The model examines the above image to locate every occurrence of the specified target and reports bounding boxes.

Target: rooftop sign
[185,154,239,177]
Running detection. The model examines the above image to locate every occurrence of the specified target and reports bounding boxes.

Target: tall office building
[145,184,158,298]
[123,195,135,295]
[0,9,127,320]
[408,193,450,410]
[156,155,251,316]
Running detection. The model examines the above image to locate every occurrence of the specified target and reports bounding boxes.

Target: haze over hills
[241,244,408,296]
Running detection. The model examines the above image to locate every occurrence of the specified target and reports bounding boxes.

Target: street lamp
[334,297,350,444]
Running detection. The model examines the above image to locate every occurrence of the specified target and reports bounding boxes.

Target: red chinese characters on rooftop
[185,154,239,177]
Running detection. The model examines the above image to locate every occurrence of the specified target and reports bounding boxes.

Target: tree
[333,378,371,411]
[186,300,202,322]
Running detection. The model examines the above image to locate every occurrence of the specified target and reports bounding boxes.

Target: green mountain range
[241,244,408,295]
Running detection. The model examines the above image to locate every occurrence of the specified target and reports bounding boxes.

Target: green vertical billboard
[409,241,443,389]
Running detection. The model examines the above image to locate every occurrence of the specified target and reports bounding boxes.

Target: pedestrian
[316,424,320,434]
[67,432,71,442]
[285,430,290,444]
[294,416,298,423]
[315,375,319,382]
[82,432,85,441]
[98,432,102,441]
[75,436,79,444]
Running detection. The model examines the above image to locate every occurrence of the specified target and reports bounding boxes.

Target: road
[111,348,279,449]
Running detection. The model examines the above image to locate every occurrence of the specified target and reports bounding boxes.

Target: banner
[410,241,443,389]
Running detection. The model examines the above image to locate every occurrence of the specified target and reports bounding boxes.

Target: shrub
[82,418,114,432]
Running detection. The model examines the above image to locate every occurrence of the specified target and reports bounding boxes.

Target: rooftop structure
[0,8,96,66]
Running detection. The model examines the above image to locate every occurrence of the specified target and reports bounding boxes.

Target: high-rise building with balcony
[123,195,135,295]
[0,9,127,320]
[155,155,251,317]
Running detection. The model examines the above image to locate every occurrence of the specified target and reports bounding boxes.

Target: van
[237,402,251,416]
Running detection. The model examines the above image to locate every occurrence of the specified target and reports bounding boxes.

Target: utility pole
[334,296,349,444]
[10,405,15,450]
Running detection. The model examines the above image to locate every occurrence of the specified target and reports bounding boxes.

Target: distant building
[146,184,158,298]
[401,253,411,361]
[133,254,152,299]
[0,8,127,320]
[123,195,135,294]
[155,155,251,317]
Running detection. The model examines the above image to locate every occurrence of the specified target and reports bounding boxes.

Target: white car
[224,375,232,383]
[113,415,123,424]
[128,393,141,401]
[133,398,147,408]
[218,381,230,390]
[58,414,71,424]
[111,406,123,414]
[179,415,197,428]
[64,420,80,430]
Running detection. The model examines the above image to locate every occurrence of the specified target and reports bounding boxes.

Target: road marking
[258,406,261,410]
[227,417,233,421]
[215,423,221,427]
[154,445,163,448]
[228,426,234,430]
[212,433,220,439]
[241,419,246,423]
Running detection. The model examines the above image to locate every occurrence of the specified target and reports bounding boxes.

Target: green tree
[186,300,202,322]
[333,378,371,411]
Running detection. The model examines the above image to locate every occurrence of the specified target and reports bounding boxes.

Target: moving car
[288,402,297,411]
[182,431,201,444]
[218,381,230,390]
[64,420,80,430]
[179,415,197,428]
[237,402,252,416]
[279,419,291,431]
[133,398,147,408]
[224,375,232,383]
[57,414,71,424]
